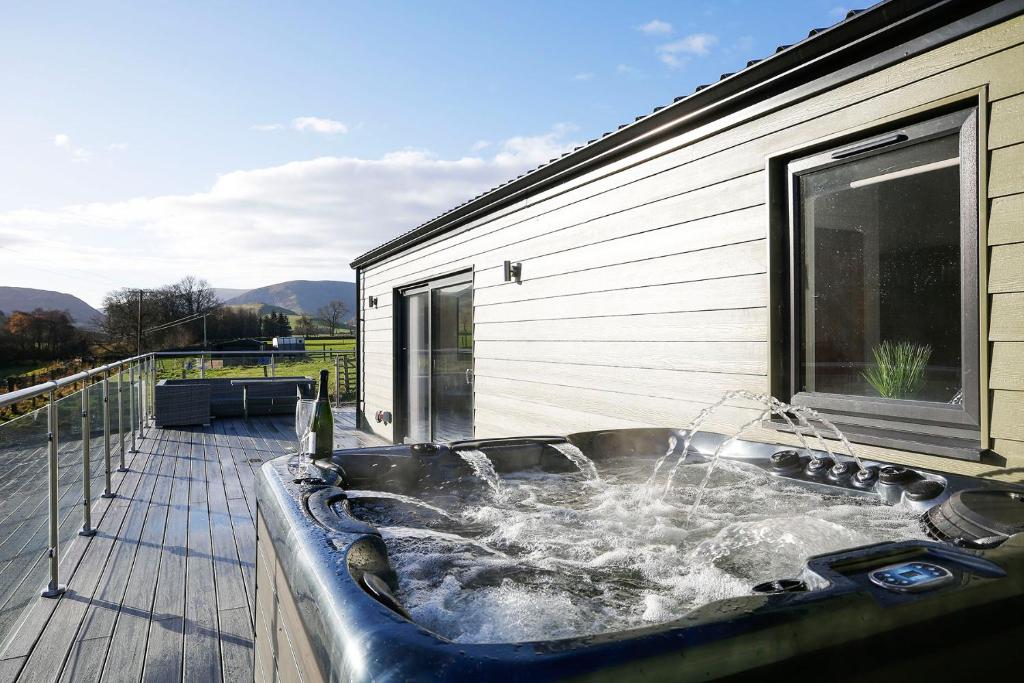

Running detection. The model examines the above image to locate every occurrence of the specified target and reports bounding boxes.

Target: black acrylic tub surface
[255,428,1024,682]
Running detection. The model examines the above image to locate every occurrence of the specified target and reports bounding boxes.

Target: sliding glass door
[397,274,473,443]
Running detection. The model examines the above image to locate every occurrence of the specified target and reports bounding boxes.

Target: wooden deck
[0,409,383,682]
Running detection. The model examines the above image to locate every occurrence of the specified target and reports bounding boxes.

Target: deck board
[0,407,382,682]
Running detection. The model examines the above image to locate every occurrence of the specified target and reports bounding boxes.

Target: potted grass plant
[862,341,932,399]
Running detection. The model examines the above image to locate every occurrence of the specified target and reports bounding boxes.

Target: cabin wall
[358,15,1024,479]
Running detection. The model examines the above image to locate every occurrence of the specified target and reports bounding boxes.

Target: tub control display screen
[869,561,954,593]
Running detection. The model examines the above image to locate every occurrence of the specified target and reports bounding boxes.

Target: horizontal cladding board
[471,205,766,290]
[363,367,393,384]
[362,303,394,322]
[989,242,1024,292]
[989,93,1024,149]
[364,28,1023,283]
[474,401,651,437]
[363,388,393,407]
[474,240,767,307]
[473,308,767,342]
[992,438,1024,466]
[991,390,1024,440]
[988,193,1024,246]
[473,358,766,404]
[474,273,767,323]
[364,170,764,293]
[989,143,1024,198]
[473,389,760,438]
[363,318,393,332]
[991,342,1024,390]
[990,293,1024,341]
[362,328,393,344]
[362,352,389,368]
[475,339,767,375]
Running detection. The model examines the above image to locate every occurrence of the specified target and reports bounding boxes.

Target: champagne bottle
[311,369,334,461]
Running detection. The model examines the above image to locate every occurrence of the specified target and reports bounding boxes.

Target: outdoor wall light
[503,261,522,284]
[367,295,378,308]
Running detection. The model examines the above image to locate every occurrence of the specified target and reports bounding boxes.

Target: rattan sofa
[154,376,314,426]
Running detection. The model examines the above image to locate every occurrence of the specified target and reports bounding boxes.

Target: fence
[0,349,354,645]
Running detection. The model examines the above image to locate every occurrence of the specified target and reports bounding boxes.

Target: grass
[862,340,931,399]
[154,353,356,400]
[300,337,355,351]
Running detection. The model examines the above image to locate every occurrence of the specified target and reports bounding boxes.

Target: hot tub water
[348,420,926,644]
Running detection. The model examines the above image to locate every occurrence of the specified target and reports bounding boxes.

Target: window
[782,108,979,459]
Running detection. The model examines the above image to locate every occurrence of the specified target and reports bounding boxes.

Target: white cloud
[291,116,348,134]
[637,19,672,36]
[470,139,491,151]
[615,64,643,77]
[657,33,718,67]
[2,126,577,305]
[52,133,91,162]
[252,117,349,135]
[108,142,128,151]
[573,72,595,81]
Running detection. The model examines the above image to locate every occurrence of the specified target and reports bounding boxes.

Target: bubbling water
[357,455,926,644]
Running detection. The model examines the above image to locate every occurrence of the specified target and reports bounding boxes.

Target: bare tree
[295,314,315,337]
[100,275,219,352]
[315,300,349,336]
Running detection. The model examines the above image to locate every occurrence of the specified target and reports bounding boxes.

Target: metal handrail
[0,347,356,599]
[0,349,356,408]
[0,353,150,409]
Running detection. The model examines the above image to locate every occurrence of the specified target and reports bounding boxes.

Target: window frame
[780,106,980,459]
[392,269,475,444]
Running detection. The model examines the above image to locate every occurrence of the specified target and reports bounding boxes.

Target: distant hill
[213,287,248,301]
[222,302,297,316]
[225,280,356,319]
[0,286,103,329]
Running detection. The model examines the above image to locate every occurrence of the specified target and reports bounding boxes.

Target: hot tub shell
[254,429,1024,682]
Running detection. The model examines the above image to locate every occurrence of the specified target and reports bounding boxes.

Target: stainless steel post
[101,371,115,498]
[334,354,340,408]
[79,380,96,537]
[270,353,276,379]
[148,356,155,419]
[41,390,66,597]
[117,367,127,472]
[129,363,137,454]
[136,361,144,439]
[200,353,205,379]
[343,354,351,400]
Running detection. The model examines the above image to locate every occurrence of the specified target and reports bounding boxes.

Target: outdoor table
[231,378,303,421]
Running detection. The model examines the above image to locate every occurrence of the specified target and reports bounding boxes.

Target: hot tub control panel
[868,561,955,593]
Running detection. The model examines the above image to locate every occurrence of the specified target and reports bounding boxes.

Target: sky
[0,1,854,308]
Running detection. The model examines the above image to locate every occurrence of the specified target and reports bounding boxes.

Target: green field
[153,351,356,400]
[300,337,355,351]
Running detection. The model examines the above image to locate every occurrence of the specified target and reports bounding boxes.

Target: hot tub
[254,428,1024,682]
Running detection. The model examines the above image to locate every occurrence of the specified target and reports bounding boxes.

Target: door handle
[465,369,473,385]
